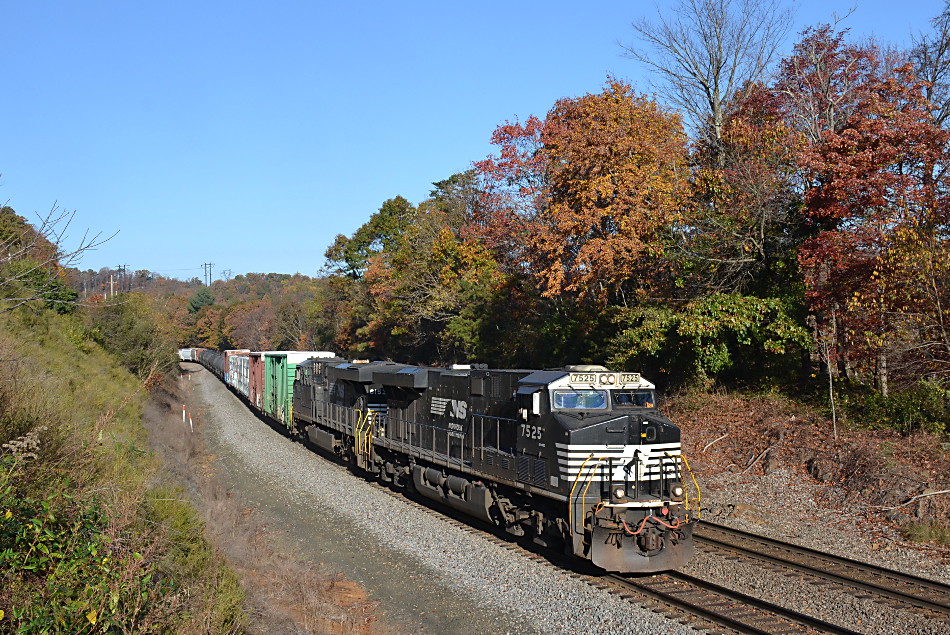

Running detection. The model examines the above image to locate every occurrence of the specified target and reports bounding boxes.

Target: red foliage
[796,54,950,379]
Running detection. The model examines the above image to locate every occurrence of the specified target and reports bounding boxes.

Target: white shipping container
[225,349,251,387]
[233,354,250,397]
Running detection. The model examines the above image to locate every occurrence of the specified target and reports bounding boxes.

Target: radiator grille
[518,455,530,481]
[532,458,547,486]
[518,456,548,486]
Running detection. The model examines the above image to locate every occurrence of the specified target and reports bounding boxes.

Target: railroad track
[606,571,859,634]
[359,473,866,633]
[695,521,950,622]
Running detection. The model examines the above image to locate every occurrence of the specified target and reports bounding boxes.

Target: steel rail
[612,571,861,635]
[695,521,950,618]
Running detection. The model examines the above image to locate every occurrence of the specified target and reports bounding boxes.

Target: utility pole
[201,262,214,287]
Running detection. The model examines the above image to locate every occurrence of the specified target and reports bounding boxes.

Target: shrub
[839,379,949,436]
[901,521,950,546]
[608,293,809,387]
[0,463,173,631]
[88,294,178,379]
[0,305,246,633]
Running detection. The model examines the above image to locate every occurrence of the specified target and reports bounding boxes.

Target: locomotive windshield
[552,389,608,410]
[612,389,656,408]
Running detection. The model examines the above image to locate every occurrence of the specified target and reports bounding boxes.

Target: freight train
[179,347,700,572]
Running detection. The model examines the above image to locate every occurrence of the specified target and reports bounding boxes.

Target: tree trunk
[878,349,889,398]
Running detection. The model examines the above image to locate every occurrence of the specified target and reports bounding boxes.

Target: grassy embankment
[0,305,245,633]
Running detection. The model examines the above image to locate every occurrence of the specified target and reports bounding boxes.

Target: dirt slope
[667,391,950,564]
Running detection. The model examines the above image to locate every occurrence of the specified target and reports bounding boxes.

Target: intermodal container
[224,349,250,388]
[264,351,337,427]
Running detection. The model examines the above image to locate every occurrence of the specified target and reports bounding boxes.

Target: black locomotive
[291,359,699,572]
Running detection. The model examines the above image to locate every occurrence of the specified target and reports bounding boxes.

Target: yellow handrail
[568,454,610,535]
[665,452,701,521]
[363,411,376,459]
[680,453,701,520]
[568,454,595,535]
[579,460,604,513]
[353,409,366,455]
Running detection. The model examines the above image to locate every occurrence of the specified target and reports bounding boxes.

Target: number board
[568,372,642,387]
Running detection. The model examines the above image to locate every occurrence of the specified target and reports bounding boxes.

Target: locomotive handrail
[359,410,372,457]
[353,409,366,455]
[363,411,376,461]
[665,451,701,520]
[569,454,610,536]
[578,459,604,536]
[568,454,596,535]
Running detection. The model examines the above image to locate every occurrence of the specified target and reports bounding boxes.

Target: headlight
[613,486,626,500]
[672,485,684,498]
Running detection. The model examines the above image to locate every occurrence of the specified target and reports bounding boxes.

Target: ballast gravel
[186,366,694,635]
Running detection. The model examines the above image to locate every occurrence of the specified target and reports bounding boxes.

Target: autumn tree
[365,205,506,363]
[429,170,481,227]
[543,81,689,302]
[317,274,374,355]
[679,83,805,297]
[273,292,334,351]
[0,206,109,313]
[476,80,689,306]
[323,173,504,362]
[774,24,883,145]
[193,306,226,350]
[162,293,194,345]
[470,116,547,274]
[222,299,276,350]
[324,196,415,280]
[797,61,950,395]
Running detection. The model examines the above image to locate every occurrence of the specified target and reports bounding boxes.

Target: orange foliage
[476,79,689,304]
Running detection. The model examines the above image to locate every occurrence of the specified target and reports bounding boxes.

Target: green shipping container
[261,351,287,419]
[264,351,337,428]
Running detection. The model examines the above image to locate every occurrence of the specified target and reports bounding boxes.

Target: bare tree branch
[0,204,116,313]
[912,0,950,126]
[623,0,794,148]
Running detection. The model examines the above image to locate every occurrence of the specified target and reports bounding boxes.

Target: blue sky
[1,1,942,281]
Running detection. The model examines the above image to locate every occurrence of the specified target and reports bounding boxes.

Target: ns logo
[430,396,468,419]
